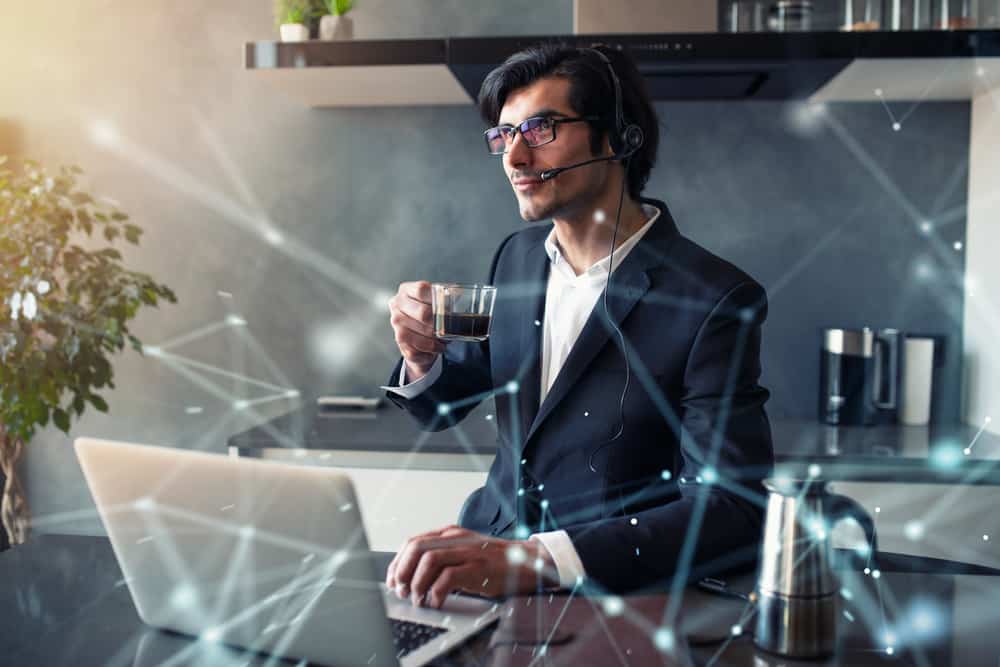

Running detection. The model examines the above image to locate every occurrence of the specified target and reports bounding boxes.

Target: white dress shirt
[384,203,661,588]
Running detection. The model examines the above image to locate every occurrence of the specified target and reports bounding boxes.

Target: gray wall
[0,1,968,531]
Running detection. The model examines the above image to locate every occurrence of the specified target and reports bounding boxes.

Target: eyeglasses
[484,115,598,155]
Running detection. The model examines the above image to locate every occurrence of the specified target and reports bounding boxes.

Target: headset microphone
[538,124,645,182]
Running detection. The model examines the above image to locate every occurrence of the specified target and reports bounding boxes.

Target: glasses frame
[484,115,599,155]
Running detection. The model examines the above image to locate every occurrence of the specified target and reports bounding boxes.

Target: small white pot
[279,23,310,42]
[319,14,354,40]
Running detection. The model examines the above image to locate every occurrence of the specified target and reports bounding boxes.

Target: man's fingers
[427,564,480,609]
[409,549,471,607]
[389,526,462,593]
[401,280,433,304]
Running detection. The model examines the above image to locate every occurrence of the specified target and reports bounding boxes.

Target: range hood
[244,30,1000,107]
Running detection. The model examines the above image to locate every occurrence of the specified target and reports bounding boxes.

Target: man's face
[498,76,609,222]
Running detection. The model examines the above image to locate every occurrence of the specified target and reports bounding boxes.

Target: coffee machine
[819,328,900,426]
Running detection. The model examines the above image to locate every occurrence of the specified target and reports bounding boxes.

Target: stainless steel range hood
[244,30,1000,107]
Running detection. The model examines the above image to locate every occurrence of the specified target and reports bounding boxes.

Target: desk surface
[228,404,1000,484]
[5,534,1000,666]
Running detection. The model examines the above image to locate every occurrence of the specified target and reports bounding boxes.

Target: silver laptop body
[74,437,500,667]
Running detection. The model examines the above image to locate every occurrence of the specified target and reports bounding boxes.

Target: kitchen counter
[227,404,1000,484]
[4,534,1000,666]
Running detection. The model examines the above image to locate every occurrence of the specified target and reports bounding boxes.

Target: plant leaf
[53,408,70,433]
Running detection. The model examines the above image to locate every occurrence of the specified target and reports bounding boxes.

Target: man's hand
[385,525,558,608]
[388,281,447,381]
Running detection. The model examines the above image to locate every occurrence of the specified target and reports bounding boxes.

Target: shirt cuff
[380,355,443,400]
[530,530,586,589]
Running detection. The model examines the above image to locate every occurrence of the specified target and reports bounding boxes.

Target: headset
[581,46,643,476]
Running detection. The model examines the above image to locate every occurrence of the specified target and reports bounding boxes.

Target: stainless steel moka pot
[754,478,878,659]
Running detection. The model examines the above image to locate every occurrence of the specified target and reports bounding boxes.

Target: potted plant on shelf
[0,156,176,547]
[317,0,355,40]
[275,0,312,42]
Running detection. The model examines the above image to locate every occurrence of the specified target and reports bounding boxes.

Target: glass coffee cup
[431,283,496,342]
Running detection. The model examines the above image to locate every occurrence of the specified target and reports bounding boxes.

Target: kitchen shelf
[244,29,1000,107]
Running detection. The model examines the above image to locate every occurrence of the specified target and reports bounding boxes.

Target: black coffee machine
[819,328,900,426]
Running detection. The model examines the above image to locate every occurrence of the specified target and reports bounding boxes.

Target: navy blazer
[385,199,774,593]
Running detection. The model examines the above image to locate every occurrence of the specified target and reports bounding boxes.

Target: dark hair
[478,43,659,201]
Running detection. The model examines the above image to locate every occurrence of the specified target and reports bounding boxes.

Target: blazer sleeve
[384,232,517,431]
[564,281,774,593]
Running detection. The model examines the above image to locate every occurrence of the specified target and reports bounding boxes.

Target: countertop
[227,404,1000,484]
[3,534,1000,666]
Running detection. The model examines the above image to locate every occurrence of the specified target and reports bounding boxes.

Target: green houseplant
[275,0,313,41]
[317,0,355,40]
[0,156,176,545]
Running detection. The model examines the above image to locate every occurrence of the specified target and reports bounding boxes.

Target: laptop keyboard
[390,618,448,658]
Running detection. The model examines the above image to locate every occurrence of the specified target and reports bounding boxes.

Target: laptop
[74,437,501,667]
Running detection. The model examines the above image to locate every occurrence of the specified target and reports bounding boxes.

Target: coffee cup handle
[824,493,878,566]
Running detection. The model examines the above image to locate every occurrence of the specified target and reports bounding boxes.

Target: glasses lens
[520,117,553,147]
[485,126,509,155]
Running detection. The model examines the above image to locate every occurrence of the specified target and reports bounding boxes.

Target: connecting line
[155,320,232,353]
[150,349,295,395]
[663,314,754,628]
[524,581,582,667]
[89,127,379,301]
[703,599,757,667]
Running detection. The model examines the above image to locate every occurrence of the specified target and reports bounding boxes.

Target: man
[382,44,773,606]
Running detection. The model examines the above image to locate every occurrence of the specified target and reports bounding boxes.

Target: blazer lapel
[522,202,679,448]
[508,241,548,450]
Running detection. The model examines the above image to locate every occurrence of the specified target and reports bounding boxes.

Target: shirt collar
[543,203,661,281]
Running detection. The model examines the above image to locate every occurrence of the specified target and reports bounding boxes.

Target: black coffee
[436,313,491,340]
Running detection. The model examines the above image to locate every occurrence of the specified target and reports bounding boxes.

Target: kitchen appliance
[900,335,935,425]
[754,478,878,658]
[819,328,900,426]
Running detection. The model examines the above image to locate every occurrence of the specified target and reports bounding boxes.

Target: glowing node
[339,502,353,512]
[533,319,541,326]
[371,289,393,312]
[954,241,963,251]
[134,497,155,511]
[506,380,519,394]
[263,228,284,246]
[654,627,675,652]
[702,467,718,484]
[90,119,120,147]
[875,506,881,513]
[514,525,529,539]
[217,290,233,299]
[593,209,607,224]
[540,499,549,510]
[920,220,933,234]
[904,520,925,541]
[485,414,494,421]
[575,575,585,586]
[601,596,624,616]
[661,470,672,480]
[170,585,197,609]
[808,463,821,478]
[987,416,993,424]
[185,406,204,415]
[884,631,896,646]
[225,314,247,327]
[143,345,162,357]
[864,567,871,575]
[534,558,545,572]
[630,517,638,526]
[872,569,882,579]
[437,403,451,416]
[36,280,50,295]
[854,543,871,557]
[874,88,884,97]
[285,389,300,398]
[930,443,963,469]
[294,449,307,458]
[233,400,250,411]
[984,534,990,541]
[506,544,527,565]
[892,122,901,132]
[584,411,590,417]
[201,628,221,642]
[517,488,525,497]
[521,458,527,465]
[537,483,544,491]
[840,587,853,600]
[240,525,255,539]
[695,475,703,484]
[886,647,894,656]
[731,624,743,636]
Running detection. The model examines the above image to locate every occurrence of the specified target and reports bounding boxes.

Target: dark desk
[228,405,1000,484]
[6,534,1000,666]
